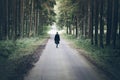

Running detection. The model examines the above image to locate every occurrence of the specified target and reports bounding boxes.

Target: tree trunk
[88,0,91,38]
[20,0,24,38]
[75,16,78,38]
[69,21,72,35]
[99,0,104,48]
[106,0,113,46]
[88,0,94,45]
[0,0,4,40]
[94,0,99,45]
[112,0,119,48]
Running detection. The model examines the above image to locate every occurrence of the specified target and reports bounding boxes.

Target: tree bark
[99,0,104,48]
[106,0,113,46]
[112,0,119,48]
[88,0,94,45]
[94,0,99,45]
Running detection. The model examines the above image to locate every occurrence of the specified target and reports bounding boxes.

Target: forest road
[24,34,107,80]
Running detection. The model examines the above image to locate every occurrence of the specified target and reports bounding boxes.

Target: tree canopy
[56,0,120,48]
[0,0,56,40]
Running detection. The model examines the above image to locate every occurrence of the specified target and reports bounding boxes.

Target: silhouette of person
[54,32,60,48]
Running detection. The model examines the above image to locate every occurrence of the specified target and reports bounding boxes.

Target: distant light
[48,24,64,34]
[48,25,58,34]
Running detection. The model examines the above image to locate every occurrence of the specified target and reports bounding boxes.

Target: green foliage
[0,35,49,80]
[0,0,56,40]
[63,33,120,80]
[0,41,16,57]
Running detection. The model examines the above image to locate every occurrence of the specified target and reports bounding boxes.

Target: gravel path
[24,34,107,80]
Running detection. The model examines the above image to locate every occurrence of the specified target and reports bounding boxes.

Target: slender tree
[88,0,94,45]
[99,0,104,48]
[106,0,113,46]
[112,0,119,48]
[94,0,99,45]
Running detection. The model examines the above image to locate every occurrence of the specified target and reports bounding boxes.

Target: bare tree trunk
[94,0,99,45]
[99,0,104,48]
[75,16,78,38]
[29,0,33,37]
[2,0,7,40]
[20,0,24,38]
[112,0,119,48]
[88,0,94,45]
[106,0,113,46]
[0,0,3,40]
[88,0,91,38]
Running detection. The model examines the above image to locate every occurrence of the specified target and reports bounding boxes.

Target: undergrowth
[62,33,120,80]
[0,34,49,80]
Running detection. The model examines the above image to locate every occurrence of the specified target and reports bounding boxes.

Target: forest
[0,0,56,40]
[0,0,56,80]
[0,0,120,80]
[57,0,120,48]
[56,0,120,80]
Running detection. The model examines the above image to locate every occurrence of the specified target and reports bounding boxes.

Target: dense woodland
[57,0,120,49]
[0,0,56,40]
[0,0,119,47]
[0,0,56,80]
[0,0,120,80]
[56,1,120,79]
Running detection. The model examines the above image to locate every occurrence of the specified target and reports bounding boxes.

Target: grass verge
[0,34,49,80]
[62,33,120,80]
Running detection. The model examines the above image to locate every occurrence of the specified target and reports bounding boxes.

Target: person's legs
[56,44,58,48]
[55,41,59,48]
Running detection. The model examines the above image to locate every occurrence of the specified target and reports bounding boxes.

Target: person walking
[54,32,60,48]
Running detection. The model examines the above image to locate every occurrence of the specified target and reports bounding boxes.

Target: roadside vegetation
[62,33,120,80]
[56,0,120,80]
[0,0,56,80]
[0,34,49,80]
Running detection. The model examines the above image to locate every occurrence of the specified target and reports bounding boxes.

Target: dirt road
[24,33,107,80]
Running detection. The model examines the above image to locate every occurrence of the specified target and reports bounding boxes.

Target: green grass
[0,34,49,80]
[62,33,120,80]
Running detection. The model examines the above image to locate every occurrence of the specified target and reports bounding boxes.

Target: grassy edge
[0,34,49,80]
[62,33,119,80]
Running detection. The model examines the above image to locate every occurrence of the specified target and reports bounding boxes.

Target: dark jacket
[54,34,60,44]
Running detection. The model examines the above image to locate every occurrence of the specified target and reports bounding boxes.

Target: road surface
[24,34,107,80]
